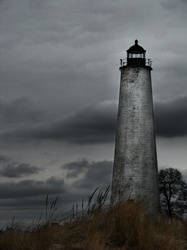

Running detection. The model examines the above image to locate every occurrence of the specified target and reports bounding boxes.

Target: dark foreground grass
[0,201,187,250]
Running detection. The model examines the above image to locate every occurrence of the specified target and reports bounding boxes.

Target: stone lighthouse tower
[111,40,159,215]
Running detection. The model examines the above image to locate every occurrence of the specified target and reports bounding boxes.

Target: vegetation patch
[0,199,187,250]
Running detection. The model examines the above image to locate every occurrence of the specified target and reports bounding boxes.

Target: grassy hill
[0,200,187,250]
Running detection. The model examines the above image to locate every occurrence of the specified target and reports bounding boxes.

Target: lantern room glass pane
[128,53,145,59]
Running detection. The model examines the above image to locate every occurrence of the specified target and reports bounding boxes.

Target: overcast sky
[0,0,187,227]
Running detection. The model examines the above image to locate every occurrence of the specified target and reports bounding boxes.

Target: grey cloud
[61,158,112,196]
[1,0,186,128]
[0,162,42,178]
[0,176,68,225]
[161,0,187,10]
[28,0,44,10]
[1,0,187,227]
[62,158,90,178]
[1,95,187,144]
[181,169,187,183]
[73,160,112,191]
[0,155,9,163]
[0,159,112,203]
[0,177,65,199]
[61,159,113,207]
[0,159,112,225]
[154,95,187,137]
[0,97,45,127]
[42,101,117,144]
[1,100,117,144]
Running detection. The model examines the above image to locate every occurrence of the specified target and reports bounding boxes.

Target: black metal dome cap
[127,39,146,54]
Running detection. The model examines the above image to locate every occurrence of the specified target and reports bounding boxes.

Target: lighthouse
[111,40,159,215]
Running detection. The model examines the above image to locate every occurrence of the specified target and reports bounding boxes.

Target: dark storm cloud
[0,159,112,204]
[61,158,112,195]
[1,95,187,144]
[0,154,43,178]
[181,169,187,183]
[0,162,42,178]
[0,176,69,224]
[154,95,187,137]
[1,100,117,144]
[1,0,187,227]
[59,159,112,212]
[1,0,187,148]
[0,177,65,199]
[72,159,113,191]
[0,159,112,225]
[62,158,113,187]
[44,96,187,141]
[36,101,116,144]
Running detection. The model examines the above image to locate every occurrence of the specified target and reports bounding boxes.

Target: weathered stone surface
[111,66,159,215]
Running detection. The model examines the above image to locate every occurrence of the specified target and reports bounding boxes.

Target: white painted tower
[111,40,159,215]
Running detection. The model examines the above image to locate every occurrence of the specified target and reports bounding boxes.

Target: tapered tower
[111,40,159,215]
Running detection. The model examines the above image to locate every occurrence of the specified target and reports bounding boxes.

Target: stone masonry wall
[111,66,159,215]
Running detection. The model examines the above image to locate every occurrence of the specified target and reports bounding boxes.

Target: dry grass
[0,201,187,250]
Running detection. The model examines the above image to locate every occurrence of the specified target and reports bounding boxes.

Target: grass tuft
[0,190,187,250]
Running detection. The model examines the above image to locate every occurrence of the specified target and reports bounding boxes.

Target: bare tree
[159,168,187,219]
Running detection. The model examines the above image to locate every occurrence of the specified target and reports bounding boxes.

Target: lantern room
[127,39,146,67]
